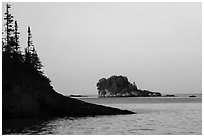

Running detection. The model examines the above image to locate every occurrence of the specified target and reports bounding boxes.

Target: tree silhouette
[97,75,132,96]
[24,46,32,70]
[2,3,49,84]
[12,20,23,64]
[14,21,20,52]
[3,3,14,55]
[31,47,43,73]
[24,26,43,73]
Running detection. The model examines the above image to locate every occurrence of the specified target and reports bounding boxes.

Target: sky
[2,2,202,95]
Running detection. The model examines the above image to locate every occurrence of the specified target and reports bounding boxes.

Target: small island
[97,75,162,97]
[163,94,176,97]
[68,95,88,97]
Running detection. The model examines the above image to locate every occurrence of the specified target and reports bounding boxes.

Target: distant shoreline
[68,93,202,98]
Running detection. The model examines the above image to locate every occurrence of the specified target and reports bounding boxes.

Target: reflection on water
[3,117,74,134]
[3,97,202,135]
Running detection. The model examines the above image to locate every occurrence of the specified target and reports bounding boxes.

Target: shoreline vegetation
[2,3,134,119]
[97,75,162,98]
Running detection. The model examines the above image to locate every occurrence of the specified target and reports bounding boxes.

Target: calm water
[3,94,202,135]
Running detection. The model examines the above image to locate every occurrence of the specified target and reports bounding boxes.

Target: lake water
[3,94,202,135]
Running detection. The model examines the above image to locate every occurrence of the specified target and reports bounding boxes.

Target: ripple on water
[2,101,202,135]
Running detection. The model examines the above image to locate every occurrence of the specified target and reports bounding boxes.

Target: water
[3,95,202,135]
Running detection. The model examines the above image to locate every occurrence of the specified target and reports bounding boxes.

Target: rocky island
[97,75,162,97]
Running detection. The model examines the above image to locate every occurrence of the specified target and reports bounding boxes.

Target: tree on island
[97,75,161,97]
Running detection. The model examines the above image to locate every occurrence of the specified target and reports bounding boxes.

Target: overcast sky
[2,2,201,95]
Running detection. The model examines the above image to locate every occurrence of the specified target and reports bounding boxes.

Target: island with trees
[97,75,162,97]
[2,4,134,119]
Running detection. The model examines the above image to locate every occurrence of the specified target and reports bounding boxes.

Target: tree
[24,26,33,70]
[24,47,32,70]
[31,47,43,73]
[3,3,14,54]
[96,78,107,90]
[97,75,140,97]
[12,20,24,64]
[24,26,43,73]
[14,21,20,53]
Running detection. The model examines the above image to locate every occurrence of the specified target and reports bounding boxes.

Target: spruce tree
[25,26,43,74]
[24,47,31,70]
[3,3,14,54]
[12,20,24,64]
[31,47,43,73]
[14,21,20,53]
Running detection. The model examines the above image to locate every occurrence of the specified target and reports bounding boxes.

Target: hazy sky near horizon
[2,2,201,95]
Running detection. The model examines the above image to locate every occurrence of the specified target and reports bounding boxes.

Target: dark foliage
[97,75,137,96]
[24,26,43,74]
[2,4,49,83]
[3,4,14,55]
[97,75,161,97]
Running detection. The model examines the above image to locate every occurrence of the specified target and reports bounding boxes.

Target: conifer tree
[25,26,34,71]
[25,26,43,73]
[3,3,14,54]
[31,47,43,73]
[24,47,32,70]
[14,21,20,53]
[12,20,24,64]
[2,31,5,50]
